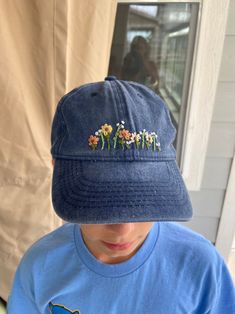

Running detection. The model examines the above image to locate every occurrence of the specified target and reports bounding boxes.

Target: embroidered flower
[100,123,113,149]
[155,139,161,151]
[88,135,99,150]
[151,132,161,151]
[101,124,113,136]
[129,132,136,142]
[118,129,132,149]
[145,133,154,149]
[119,129,131,140]
[129,132,140,149]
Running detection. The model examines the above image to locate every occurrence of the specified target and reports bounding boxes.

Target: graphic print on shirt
[49,302,80,314]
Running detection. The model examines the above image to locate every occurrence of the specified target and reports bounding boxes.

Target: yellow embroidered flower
[135,134,141,143]
[146,134,153,144]
[101,124,113,136]
[130,132,136,142]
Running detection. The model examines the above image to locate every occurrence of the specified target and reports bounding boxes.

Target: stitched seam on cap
[112,81,126,123]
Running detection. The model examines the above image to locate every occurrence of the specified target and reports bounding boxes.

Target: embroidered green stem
[141,131,145,149]
[107,135,111,150]
[113,125,122,149]
[100,133,105,150]
[153,136,156,151]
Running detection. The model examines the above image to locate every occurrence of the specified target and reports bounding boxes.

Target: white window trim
[215,153,235,262]
[118,0,230,191]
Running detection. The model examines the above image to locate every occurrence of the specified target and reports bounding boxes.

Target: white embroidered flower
[116,123,119,126]
[121,120,125,124]
[130,132,136,141]
[146,134,153,143]
[95,131,99,136]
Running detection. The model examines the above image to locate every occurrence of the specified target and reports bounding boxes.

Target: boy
[7,77,235,313]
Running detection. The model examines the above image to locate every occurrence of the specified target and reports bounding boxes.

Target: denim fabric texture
[51,76,193,223]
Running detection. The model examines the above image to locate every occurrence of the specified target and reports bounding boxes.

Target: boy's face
[80,222,154,264]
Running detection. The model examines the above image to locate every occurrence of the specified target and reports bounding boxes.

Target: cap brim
[52,159,193,224]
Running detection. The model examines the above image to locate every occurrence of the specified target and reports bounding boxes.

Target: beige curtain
[0,0,117,300]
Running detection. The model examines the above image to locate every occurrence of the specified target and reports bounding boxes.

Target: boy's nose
[107,223,134,236]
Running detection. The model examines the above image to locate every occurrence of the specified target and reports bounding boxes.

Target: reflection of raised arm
[144,59,159,85]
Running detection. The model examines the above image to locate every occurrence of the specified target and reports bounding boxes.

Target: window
[108,0,229,190]
[108,2,198,164]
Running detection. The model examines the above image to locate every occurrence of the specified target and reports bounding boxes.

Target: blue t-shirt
[7,222,235,313]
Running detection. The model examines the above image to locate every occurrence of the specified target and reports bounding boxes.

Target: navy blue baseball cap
[51,76,193,223]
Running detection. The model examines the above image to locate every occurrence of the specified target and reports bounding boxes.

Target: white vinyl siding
[179,0,235,249]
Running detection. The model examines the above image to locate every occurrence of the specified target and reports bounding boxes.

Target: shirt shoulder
[155,222,235,313]
[17,223,76,279]
[158,222,224,272]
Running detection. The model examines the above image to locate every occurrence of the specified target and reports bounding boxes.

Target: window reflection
[108,3,198,160]
[121,35,159,92]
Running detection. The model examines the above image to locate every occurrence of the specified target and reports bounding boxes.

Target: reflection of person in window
[121,36,159,91]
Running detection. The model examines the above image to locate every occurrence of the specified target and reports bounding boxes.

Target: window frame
[117,0,230,190]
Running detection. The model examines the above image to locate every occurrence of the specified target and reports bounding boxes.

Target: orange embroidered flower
[88,135,99,150]
[101,124,113,136]
[119,129,131,140]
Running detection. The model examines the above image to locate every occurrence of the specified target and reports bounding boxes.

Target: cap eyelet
[137,93,143,99]
[91,92,98,97]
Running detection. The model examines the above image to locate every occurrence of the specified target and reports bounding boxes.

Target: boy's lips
[101,240,134,251]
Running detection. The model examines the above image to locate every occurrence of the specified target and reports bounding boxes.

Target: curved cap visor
[52,159,193,223]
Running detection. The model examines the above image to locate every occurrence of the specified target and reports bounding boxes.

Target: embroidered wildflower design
[88,121,161,152]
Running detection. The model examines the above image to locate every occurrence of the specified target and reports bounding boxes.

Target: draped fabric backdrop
[0,0,117,300]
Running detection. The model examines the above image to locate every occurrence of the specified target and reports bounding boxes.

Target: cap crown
[51,79,176,161]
